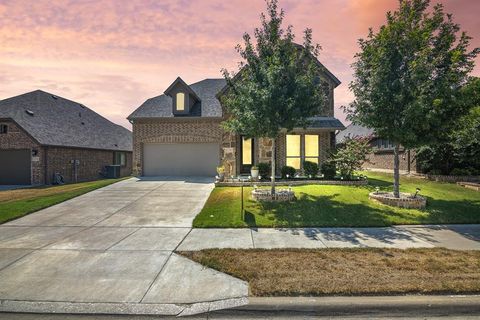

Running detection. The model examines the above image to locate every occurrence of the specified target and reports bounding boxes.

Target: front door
[240,136,254,174]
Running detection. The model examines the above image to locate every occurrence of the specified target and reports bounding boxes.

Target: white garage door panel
[143,143,219,176]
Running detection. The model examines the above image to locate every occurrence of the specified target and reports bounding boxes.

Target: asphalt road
[1,313,480,319]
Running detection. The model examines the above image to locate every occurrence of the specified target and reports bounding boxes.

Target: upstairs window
[176,92,185,111]
[0,124,7,134]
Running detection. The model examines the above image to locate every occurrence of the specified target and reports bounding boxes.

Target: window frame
[286,134,302,170]
[114,151,126,167]
[176,92,185,112]
[0,124,7,134]
[285,134,321,170]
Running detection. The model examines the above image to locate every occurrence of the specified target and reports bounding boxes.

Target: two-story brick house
[128,59,344,178]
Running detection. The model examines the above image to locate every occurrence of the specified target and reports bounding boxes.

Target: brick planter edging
[251,188,296,202]
[215,179,368,187]
[413,173,480,183]
[369,192,426,209]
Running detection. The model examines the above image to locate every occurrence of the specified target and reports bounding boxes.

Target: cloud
[0,0,478,128]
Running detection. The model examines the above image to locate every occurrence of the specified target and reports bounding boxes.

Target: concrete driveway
[0,177,248,316]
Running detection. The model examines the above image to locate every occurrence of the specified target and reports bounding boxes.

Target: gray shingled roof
[336,123,375,144]
[0,90,132,151]
[307,117,345,130]
[128,79,226,119]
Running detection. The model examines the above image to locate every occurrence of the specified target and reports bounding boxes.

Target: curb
[213,295,480,317]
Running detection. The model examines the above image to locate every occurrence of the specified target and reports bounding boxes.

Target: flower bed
[369,191,426,209]
[216,177,368,187]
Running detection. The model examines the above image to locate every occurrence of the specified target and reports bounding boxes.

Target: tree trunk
[393,144,400,198]
[271,138,276,197]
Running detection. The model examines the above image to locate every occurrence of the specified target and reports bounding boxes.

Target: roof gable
[164,77,201,102]
[128,78,226,119]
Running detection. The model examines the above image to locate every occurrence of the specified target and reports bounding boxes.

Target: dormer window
[164,77,201,116]
[176,92,185,111]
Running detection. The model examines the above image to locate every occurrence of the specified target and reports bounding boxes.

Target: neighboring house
[128,60,344,177]
[336,123,417,173]
[0,90,132,185]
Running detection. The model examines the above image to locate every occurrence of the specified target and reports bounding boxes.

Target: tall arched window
[176,92,185,111]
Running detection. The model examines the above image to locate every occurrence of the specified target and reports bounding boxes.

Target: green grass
[0,178,127,224]
[193,171,480,228]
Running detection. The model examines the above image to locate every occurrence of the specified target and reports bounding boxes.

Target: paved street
[0,177,248,316]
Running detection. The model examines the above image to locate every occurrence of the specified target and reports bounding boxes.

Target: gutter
[212,295,480,318]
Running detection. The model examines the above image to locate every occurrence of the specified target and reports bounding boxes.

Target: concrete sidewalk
[178,224,480,251]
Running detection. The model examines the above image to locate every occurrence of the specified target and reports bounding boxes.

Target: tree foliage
[345,0,479,195]
[220,0,328,139]
[334,137,372,179]
[416,77,480,174]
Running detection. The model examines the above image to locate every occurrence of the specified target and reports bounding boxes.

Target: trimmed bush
[257,162,271,179]
[450,168,472,176]
[281,166,296,179]
[321,161,336,179]
[303,161,319,178]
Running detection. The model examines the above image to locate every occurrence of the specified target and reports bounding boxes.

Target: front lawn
[0,178,127,224]
[180,248,480,296]
[193,172,480,227]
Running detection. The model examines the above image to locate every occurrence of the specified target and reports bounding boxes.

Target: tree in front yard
[416,77,480,174]
[334,137,372,180]
[220,0,328,196]
[345,0,479,197]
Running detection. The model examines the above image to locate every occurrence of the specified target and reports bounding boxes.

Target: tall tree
[221,0,328,195]
[346,0,479,197]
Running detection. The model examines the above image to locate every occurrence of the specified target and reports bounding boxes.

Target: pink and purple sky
[1,0,479,129]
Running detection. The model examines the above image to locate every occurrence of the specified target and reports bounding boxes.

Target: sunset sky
[1,0,479,129]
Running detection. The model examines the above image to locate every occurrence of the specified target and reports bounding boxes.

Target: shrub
[321,161,336,179]
[281,166,296,179]
[257,162,271,179]
[303,161,319,178]
[450,168,472,176]
[428,169,443,175]
[334,137,372,179]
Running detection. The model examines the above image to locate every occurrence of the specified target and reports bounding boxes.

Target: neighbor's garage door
[143,143,220,176]
[0,149,31,185]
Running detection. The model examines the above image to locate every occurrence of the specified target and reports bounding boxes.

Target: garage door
[0,149,31,185]
[143,143,220,176]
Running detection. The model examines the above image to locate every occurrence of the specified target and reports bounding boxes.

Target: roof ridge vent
[25,110,34,116]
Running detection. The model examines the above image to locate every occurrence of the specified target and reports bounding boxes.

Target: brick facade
[0,119,132,185]
[45,147,132,184]
[132,117,335,177]
[132,118,225,176]
[365,149,417,173]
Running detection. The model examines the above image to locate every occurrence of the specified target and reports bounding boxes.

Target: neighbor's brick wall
[0,120,44,184]
[45,147,132,184]
[132,119,224,176]
[365,149,417,172]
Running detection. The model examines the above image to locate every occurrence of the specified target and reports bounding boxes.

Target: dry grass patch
[180,248,480,296]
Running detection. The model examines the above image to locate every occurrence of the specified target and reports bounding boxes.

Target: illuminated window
[242,137,252,165]
[286,134,301,169]
[176,92,185,111]
[305,135,319,164]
